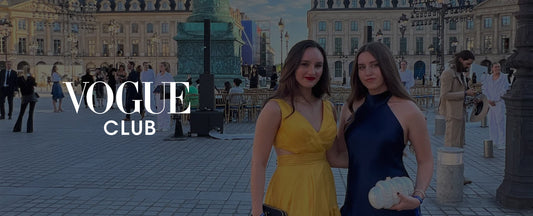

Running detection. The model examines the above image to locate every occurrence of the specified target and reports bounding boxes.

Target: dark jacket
[81,74,95,91]
[0,69,18,93]
[17,76,36,96]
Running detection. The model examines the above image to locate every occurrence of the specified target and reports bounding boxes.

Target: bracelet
[412,195,424,205]
[413,189,426,199]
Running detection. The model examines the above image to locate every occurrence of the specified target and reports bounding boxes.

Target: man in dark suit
[81,69,95,108]
[0,61,17,119]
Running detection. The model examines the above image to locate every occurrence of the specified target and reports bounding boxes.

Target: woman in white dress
[482,63,509,150]
[154,62,174,132]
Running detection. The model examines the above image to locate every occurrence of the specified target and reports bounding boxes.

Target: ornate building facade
[307,0,518,85]
[0,0,249,87]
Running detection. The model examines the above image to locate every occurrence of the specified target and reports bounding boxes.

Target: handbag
[262,204,287,216]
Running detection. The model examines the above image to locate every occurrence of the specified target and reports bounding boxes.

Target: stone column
[496,0,533,209]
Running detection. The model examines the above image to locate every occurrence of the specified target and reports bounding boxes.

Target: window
[501,37,510,53]
[53,22,61,32]
[36,38,44,55]
[416,37,424,55]
[351,37,359,54]
[432,37,439,53]
[132,40,139,56]
[18,20,26,30]
[369,0,374,7]
[432,22,438,30]
[162,39,170,56]
[177,0,184,10]
[502,16,511,26]
[318,38,326,51]
[335,21,342,31]
[116,1,125,11]
[146,1,155,10]
[383,37,391,49]
[484,35,493,53]
[449,20,456,30]
[334,38,342,55]
[466,20,474,29]
[449,36,458,54]
[367,21,374,28]
[147,23,154,33]
[383,21,391,31]
[466,37,474,51]
[147,39,154,56]
[351,0,357,8]
[385,0,391,7]
[484,17,493,28]
[88,40,95,56]
[416,24,424,31]
[318,21,326,31]
[162,23,169,33]
[161,1,170,10]
[335,61,342,78]
[350,21,358,31]
[102,2,110,11]
[102,41,109,56]
[0,37,5,54]
[18,38,27,54]
[71,24,79,33]
[131,2,140,11]
[400,37,407,55]
[36,22,44,31]
[131,23,138,33]
[53,39,61,55]
[335,0,341,7]
[319,0,325,8]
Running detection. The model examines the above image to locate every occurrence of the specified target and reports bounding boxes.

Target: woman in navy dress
[328,42,433,216]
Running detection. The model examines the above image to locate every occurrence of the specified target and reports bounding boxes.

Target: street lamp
[278,17,284,68]
[0,16,12,67]
[107,19,120,68]
[284,31,289,60]
[376,29,383,42]
[398,13,409,59]
[150,32,161,71]
[428,44,435,83]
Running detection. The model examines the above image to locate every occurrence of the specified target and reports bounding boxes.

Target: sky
[229,0,310,64]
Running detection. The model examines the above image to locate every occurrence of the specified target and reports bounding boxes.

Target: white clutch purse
[368,176,414,209]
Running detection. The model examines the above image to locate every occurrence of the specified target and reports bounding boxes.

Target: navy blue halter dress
[341,91,415,216]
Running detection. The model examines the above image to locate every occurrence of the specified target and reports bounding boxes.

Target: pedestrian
[154,62,174,132]
[270,70,278,89]
[13,68,38,133]
[124,62,143,121]
[251,40,340,216]
[50,65,65,112]
[482,63,509,150]
[330,42,433,216]
[249,66,259,88]
[94,69,105,108]
[81,69,94,108]
[398,60,415,92]
[0,61,17,119]
[141,62,156,114]
[438,50,476,184]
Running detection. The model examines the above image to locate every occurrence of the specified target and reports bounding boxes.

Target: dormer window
[100,0,111,11]
[129,0,140,11]
[116,1,125,11]
[146,1,155,10]
[160,0,170,10]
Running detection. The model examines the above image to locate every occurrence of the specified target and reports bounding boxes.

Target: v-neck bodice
[272,99,337,155]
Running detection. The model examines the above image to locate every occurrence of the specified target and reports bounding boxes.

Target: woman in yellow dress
[251,40,341,216]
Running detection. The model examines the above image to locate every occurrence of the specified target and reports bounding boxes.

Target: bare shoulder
[388,96,424,118]
[262,99,282,115]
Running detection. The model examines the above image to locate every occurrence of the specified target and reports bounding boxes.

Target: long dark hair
[265,40,330,115]
[346,42,413,113]
[453,50,475,72]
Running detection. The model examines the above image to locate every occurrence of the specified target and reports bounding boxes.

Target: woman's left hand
[388,192,421,211]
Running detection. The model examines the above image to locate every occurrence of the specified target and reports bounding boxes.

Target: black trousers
[13,101,36,132]
[0,87,14,117]
[83,89,94,108]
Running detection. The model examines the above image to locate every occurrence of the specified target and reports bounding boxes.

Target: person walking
[50,65,65,112]
[81,69,94,108]
[0,61,18,119]
[13,68,38,133]
[154,62,174,132]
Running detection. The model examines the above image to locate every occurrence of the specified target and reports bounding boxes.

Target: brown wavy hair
[346,42,413,113]
[265,40,330,116]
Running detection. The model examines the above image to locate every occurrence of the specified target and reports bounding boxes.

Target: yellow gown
[264,99,340,216]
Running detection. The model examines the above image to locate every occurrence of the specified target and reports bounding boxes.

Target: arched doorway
[17,61,30,71]
[414,61,426,80]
